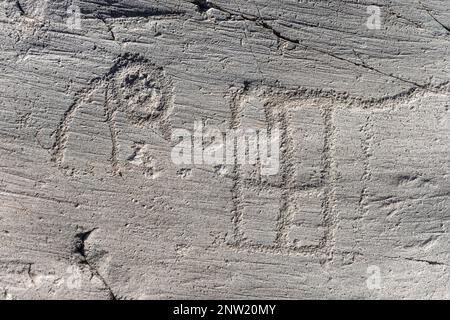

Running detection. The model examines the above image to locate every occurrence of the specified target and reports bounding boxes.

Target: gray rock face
[0,0,449,299]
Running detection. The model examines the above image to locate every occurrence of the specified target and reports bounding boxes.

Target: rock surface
[0,0,449,299]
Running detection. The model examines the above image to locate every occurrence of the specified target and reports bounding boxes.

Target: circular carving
[111,61,173,126]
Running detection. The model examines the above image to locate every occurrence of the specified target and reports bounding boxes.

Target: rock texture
[0,0,449,299]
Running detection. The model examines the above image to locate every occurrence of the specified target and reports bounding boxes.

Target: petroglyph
[228,88,337,257]
[227,84,449,261]
[2,0,450,299]
[51,54,173,176]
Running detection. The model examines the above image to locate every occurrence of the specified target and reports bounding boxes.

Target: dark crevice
[405,257,447,266]
[74,229,97,259]
[15,0,25,15]
[97,16,116,41]
[26,263,35,286]
[73,228,117,300]
[190,0,212,13]
[425,10,450,33]
[419,1,450,34]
